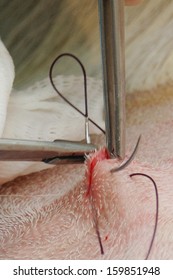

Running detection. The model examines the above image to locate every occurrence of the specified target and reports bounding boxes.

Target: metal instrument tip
[98,0,126,159]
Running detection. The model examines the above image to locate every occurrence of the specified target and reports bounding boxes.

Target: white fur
[0,40,14,136]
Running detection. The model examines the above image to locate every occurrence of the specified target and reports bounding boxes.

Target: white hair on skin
[0,0,173,260]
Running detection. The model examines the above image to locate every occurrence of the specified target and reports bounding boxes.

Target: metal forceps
[98,0,126,159]
[0,0,125,164]
[0,138,96,164]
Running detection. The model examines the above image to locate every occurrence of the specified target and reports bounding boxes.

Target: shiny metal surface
[0,139,96,164]
[98,0,126,158]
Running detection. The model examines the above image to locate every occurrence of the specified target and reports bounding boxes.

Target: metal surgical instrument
[98,0,126,159]
[0,139,96,164]
[0,1,126,164]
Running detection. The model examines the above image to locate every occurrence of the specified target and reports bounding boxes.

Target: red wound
[104,235,109,241]
[85,147,110,196]
[84,147,110,255]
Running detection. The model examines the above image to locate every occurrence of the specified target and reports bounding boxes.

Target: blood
[85,147,110,196]
[84,147,110,255]
[104,235,108,241]
[84,149,158,259]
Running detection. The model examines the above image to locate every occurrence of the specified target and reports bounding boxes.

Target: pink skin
[1,80,173,259]
[2,0,173,261]
[0,114,173,259]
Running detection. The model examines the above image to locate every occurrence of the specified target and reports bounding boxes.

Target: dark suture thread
[130,173,159,260]
[49,53,105,255]
[96,228,104,255]
[89,193,104,255]
[111,135,141,172]
[49,53,158,259]
[49,53,105,134]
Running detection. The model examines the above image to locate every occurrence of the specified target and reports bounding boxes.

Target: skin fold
[0,0,173,259]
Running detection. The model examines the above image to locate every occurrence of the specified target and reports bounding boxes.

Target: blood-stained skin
[1,75,173,259]
[1,60,173,259]
[1,0,173,260]
[0,123,173,259]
